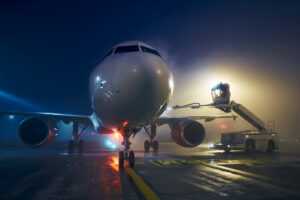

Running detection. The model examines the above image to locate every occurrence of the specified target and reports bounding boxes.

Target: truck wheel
[246,140,255,153]
[267,140,275,152]
[224,148,231,153]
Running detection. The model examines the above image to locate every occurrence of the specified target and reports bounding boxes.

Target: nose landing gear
[144,124,159,153]
[119,128,135,169]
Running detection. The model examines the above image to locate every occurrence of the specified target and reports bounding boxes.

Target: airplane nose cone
[90,53,173,128]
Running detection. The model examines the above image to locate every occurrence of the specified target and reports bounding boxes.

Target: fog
[153,54,300,142]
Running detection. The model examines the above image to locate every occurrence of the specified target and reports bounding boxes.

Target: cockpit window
[140,46,161,57]
[102,48,114,59]
[115,45,139,53]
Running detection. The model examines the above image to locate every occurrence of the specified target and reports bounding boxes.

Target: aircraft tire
[78,140,84,154]
[153,140,159,153]
[68,139,74,153]
[129,151,135,169]
[144,140,150,152]
[119,151,124,169]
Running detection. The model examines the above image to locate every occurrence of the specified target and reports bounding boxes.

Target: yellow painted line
[125,161,160,200]
[148,160,161,166]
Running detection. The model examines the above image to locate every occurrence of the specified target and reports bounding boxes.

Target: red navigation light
[220,124,227,129]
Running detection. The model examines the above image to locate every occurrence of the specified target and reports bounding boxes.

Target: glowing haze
[157,56,299,141]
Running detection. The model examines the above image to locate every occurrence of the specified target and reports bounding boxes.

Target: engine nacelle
[18,117,58,148]
[171,120,206,147]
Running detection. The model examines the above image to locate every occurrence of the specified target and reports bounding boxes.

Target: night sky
[1,0,300,141]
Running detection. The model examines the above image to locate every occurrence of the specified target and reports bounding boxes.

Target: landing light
[113,129,121,139]
[114,132,120,139]
[9,115,14,119]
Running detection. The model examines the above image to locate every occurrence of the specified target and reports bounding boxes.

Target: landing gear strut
[68,122,88,154]
[144,124,159,153]
[119,128,135,169]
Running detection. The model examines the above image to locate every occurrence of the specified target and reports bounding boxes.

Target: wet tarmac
[0,142,300,200]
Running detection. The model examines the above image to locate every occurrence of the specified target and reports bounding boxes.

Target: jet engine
[171,120,206,147]
[18,117,58,148]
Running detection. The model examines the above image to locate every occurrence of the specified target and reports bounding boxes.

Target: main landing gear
[144,124,159,153]
[119,128,135,169]
[68,122,88,154]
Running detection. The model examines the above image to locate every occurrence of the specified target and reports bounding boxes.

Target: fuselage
[89,41,174,130]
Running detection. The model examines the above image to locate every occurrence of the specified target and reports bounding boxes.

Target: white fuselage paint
[89,41,174,130]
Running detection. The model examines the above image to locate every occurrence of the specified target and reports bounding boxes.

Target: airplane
[0,41,235,169]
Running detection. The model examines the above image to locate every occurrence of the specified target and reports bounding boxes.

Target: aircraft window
[115,45,139,53]
[102,48,114,59]
[140,46,161,57]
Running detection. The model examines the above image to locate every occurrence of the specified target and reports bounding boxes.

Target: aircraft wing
[155,115,237,126]
[0,111,93,125]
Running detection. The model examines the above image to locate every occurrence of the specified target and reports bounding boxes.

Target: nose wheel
[129,151,135,169]
[119,151,124,169]
[119,128,135,169]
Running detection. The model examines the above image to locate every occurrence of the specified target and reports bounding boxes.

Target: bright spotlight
[208,79,220,89]
[95,76,100,83]
[114,132,120,139]
[113,129,121,139]
[9,115,14,119]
